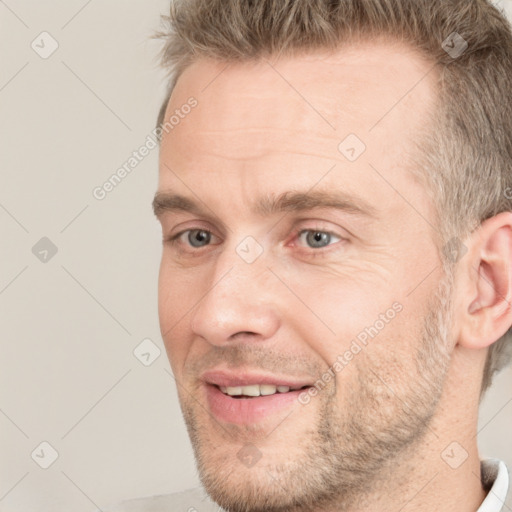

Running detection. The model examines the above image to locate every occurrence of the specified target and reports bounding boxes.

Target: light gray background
[1,1,511,511]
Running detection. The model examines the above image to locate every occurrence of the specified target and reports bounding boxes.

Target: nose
[189,246,281,346]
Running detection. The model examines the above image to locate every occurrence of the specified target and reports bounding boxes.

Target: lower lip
[205,384,308,425]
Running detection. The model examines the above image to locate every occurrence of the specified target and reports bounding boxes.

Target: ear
[458,212,512,349]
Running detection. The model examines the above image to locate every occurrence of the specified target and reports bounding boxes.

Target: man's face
[156,41,452,511]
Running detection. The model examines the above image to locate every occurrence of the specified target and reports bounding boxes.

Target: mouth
[201,370,314,425]
[217,383,310,399]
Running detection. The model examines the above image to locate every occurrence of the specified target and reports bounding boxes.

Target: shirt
[103,458,510,512]
[478,459,510,512]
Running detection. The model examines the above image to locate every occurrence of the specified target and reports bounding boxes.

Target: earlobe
[458,212,512,350]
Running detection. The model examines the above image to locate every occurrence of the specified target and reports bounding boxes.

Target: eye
[297,230,342,249]
[169,229,216,248]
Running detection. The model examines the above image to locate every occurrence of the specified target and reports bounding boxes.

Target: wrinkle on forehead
[164,39,438,161]
[159,39,439,238]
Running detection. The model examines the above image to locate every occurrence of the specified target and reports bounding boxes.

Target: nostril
[232,331,258,338]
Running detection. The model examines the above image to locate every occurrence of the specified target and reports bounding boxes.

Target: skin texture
[155,39,512,511]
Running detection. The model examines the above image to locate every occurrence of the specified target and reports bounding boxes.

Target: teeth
[225,386,242,396]
[240,385,260,397]
[260,385,277,395]
[219,384,303,397]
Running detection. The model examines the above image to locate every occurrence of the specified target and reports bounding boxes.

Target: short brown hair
[156,0,512,399]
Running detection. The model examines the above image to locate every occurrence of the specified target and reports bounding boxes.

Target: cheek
[159,322,189,380]
[158,259,199,329]
[157,262,196,369]
[293,289,418,397]
[328,308,422,407]
[289,271,398,353]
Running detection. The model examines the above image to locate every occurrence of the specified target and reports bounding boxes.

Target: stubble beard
[178,274,453,512]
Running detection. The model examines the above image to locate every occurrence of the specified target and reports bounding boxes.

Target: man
[110,0,512,510]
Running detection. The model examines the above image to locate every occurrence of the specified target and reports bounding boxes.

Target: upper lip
[201,369,313,388]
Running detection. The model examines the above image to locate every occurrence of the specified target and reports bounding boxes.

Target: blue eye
[166,227,343,255]
[298,230,341,249]
[184,229,212,247]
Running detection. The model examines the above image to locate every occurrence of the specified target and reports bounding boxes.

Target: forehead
[166,40,436,136]
[159,40,438,222]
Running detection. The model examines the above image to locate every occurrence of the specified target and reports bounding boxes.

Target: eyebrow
[152,189,377,221]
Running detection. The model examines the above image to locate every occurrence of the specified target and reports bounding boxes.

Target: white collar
[477,459,510,512]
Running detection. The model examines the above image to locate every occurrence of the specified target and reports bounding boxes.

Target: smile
[219,384,308,398]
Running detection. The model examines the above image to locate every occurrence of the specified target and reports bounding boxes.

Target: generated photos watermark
[298,301,403,405]
[92,96,198,201]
